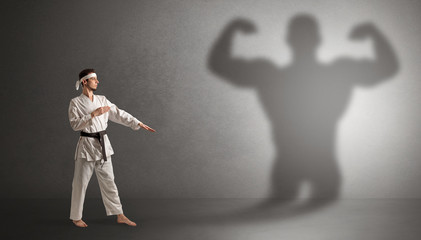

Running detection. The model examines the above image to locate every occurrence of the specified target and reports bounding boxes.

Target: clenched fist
[91,106,111,118]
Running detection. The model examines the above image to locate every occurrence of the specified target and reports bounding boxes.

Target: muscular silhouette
[208,14,398,206]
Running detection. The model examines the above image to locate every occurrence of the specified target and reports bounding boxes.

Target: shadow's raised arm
[334,23,399,87]
[208,19,276,87]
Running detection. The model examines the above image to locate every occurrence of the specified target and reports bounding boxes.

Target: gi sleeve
[68,99,92,131]
[106,98,141,130]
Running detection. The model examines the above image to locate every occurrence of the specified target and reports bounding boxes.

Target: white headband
[75,73,97,90]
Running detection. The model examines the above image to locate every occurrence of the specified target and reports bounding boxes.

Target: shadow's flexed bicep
[334,23,399,87]
[208,19,280,87]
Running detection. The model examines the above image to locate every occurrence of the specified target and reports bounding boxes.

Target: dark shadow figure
[208,14,399,217]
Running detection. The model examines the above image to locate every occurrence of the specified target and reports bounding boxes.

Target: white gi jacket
[68,94,141,161]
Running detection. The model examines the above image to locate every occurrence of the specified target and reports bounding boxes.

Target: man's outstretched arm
[106,98,155,132]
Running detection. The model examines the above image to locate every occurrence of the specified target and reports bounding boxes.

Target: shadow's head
[287,14,320,57]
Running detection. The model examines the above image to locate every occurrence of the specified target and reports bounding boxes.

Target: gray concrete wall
[2,0,421,199]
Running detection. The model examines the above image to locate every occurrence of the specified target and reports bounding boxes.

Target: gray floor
[3,198,421,240]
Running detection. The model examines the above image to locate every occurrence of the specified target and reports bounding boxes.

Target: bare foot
[72,219,88,227]
[117,214,137,226]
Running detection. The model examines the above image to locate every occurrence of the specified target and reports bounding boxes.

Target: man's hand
[139,122,156,132]
[91,106,111,118]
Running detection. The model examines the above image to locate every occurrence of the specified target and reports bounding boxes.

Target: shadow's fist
[350,23,378,40]
[230,18,256,34]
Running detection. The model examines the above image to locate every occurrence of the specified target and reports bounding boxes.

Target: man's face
[84,76,99,91]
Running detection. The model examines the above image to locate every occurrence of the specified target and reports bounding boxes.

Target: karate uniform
[69,93,141,220]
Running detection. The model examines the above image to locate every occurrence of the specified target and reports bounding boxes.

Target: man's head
[78,68,98,91]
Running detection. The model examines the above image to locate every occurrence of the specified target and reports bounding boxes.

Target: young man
[68,68,155,227]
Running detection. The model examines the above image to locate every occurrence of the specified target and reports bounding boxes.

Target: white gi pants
[70,157,123,220]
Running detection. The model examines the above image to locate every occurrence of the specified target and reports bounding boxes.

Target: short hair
[79,68,95,80]
[78,68,95,88]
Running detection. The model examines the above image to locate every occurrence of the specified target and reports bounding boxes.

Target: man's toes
[117,218,137,226]
[73,220,88,227]
[125,221,136,226]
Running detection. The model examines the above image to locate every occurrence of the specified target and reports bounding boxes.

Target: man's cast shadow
[201,13,399,224]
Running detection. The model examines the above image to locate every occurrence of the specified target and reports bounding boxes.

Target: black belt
[80,130,107,165]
